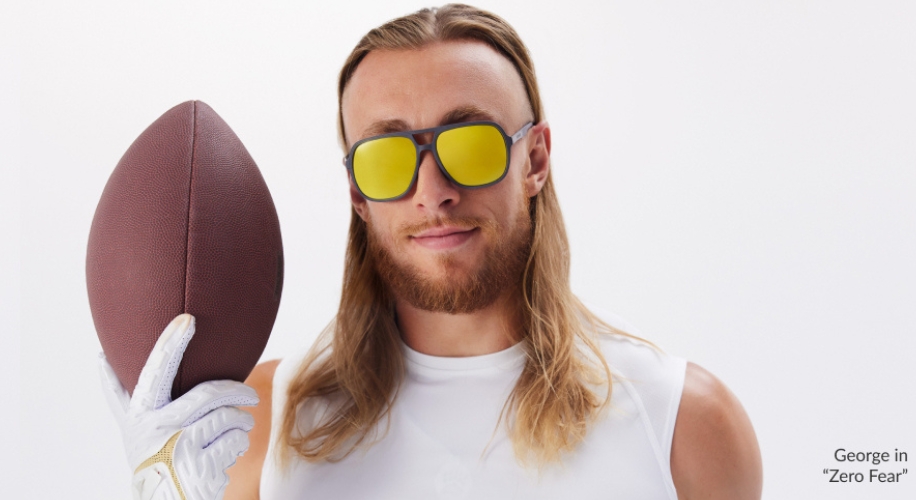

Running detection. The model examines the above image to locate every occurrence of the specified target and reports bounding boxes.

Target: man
[102,4,762,499]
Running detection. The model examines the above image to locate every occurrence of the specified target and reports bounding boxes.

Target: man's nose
[411,149,460,210]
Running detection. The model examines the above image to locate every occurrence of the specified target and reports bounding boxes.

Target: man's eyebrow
[441,105,496,125]
[361,119,412,139]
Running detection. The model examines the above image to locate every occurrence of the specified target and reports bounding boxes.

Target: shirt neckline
[401,338,527,371]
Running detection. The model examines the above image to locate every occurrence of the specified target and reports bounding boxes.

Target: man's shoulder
[670,363,763,499]
[223,359,282,499]
[584,308,762,498]
[249,359,282,387]
[245,338,332,432]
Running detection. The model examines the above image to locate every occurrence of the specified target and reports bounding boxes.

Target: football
[87,100,283,399]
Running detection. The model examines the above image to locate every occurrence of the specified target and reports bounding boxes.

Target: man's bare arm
[671,362,763,500]
[224,359,280,500]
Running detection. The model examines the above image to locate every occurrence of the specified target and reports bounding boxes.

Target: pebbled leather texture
[87,101,283,399]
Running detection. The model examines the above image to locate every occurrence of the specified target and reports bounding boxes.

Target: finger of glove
[98,353,131,419]
[173,428,250,499]
[167,379,259,428]
[204,428,252,469]
[130,314,196,413]
[181,406,254,454]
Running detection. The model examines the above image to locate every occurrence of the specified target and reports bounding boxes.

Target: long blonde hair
[280,3,628,468]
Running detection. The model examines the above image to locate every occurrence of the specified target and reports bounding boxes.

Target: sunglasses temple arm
[510,122,534,144]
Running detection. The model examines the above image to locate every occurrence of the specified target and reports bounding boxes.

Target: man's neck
[395,294,522,357]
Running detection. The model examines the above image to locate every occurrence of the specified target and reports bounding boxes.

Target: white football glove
[99,314,259,500]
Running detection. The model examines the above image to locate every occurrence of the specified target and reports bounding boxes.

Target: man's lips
[409,226,478,250]
[412,225,475,238]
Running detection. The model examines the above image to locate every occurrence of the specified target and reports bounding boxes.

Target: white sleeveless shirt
[261,321,686,499]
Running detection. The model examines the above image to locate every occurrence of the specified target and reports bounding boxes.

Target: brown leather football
[87,101,283,399]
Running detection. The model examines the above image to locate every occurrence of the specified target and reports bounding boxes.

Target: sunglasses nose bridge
[410,140,460,205]
[415,142,438,169]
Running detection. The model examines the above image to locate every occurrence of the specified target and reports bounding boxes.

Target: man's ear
[348,172,370,221]
[524,121,551,197]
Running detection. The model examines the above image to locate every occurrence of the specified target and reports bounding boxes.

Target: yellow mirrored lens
[353,137,417,200]
[436,125,507,186]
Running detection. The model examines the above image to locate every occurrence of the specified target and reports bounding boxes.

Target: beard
[367,206,532,315]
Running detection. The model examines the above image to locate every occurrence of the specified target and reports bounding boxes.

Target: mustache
[397,216,499,237]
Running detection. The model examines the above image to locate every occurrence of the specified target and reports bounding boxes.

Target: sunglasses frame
[344,120,534,202]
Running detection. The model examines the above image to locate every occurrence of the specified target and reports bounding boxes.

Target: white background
[9,0,916,498]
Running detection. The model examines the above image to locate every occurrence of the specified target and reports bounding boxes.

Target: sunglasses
[344,120,534,201]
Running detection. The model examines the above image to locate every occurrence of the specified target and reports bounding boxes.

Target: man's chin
[368,210,531,315]
[414,255,478,279]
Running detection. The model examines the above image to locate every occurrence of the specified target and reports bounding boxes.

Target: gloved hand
[99,314,259,500]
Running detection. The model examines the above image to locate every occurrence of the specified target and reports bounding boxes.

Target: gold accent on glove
[134,430,187,500]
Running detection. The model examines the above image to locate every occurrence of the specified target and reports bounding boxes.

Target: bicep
[224,359,281,500]
[671,362,762,500]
